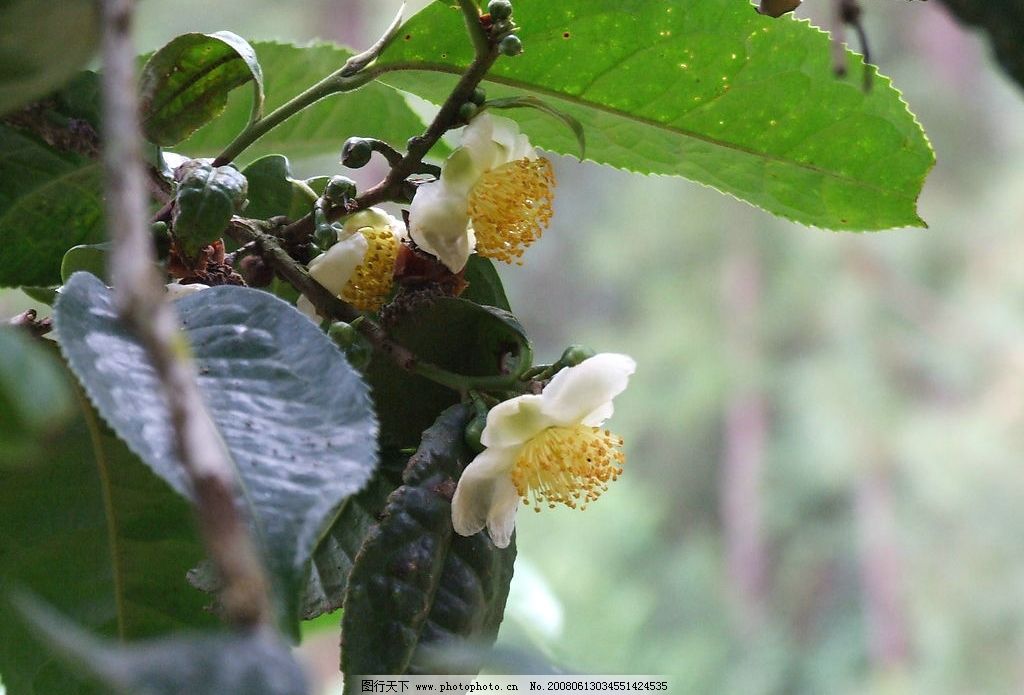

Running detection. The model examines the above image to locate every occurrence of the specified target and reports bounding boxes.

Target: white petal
[440,146,484,195]
[408,181,473,272]
[460,113,500,172]
[165,282,209,299]
[480,394,552,449]
[581,401,614,427]
[540,353,636,426]
[296,295,321,323]
[451,447,517,537]
[488,115,530,165]
[307,232,369,296]
[486,476,520,549]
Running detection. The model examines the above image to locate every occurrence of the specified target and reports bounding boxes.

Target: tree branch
[99,0,273,629]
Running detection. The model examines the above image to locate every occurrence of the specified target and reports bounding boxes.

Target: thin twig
[99,0,272,629]
[7,309,52,338]
[279,41,501,245]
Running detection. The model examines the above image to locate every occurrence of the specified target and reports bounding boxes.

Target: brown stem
[279,42,500,246]
[7,309,53,338]
[99,0,272,629]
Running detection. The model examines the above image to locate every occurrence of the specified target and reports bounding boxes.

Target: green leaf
[378,0,934,230]
[0,374,214,695]
[0,0,99,116]
[241,155,318,221]
[0,125,104,287]
[13,596,308,695]
[19,286,59,306]
[461,256,512,311]
[61,242,112,284]
[0,328,74,461]
[140,32,265,147]
[341,405,516,682]
[54,274,379,630]
[172,161,248,261]
[176,42,432,164]
[366,297,530,449]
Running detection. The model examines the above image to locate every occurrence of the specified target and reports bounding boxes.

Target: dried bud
[238,255,274,287]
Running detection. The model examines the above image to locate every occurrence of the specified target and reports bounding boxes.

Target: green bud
[328,321,358,347]
[488,0,513,20]
[470,87,487,106]
[341,137,374,169]
[559,344,596,367]
[458,102,479,123]
[499,34,523,57]
[314,223,338,251]
[324,175,357,207]
[464,413,487,454]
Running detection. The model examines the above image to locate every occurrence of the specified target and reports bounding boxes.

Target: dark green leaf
[13,596,308,695]
[140,32,265,146]
[378,0,934,230]
[61,242,111,284]
[0,125,104,287]
[0,328,74,461]
[172,161,248,261]
[366,297,530,449]
[241,155,318,221]
[0,0,99,116]
[341,406,516,682]
[54,274,379,630]
[176,42,433,164]
[0,374,214,695]
[461,256,512,311]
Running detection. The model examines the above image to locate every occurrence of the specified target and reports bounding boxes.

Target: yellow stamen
[510,424,624,512]
[468,157,556,265]
[341,227,398,311]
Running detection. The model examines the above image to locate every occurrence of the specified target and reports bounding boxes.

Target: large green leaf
[0,0,99,116]
[140,32,265,147]
[0,380,214,695]
[341,405,516,683]
[377,0,934,230]
[14,597,308,695]
[0,328,74,460]
[176,42,431,165]
[54,274,379,630]
[366,297,531,449]
[0,125,104,287]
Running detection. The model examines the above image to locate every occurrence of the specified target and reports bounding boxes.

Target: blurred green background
[5,1,1024,693]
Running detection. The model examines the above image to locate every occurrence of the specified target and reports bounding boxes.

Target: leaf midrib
[375,62,912,201]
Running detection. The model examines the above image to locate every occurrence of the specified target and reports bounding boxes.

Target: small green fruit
[314,223,339,251]
[470,87,487,106]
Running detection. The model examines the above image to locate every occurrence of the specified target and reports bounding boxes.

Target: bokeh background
[4,1,1024,693]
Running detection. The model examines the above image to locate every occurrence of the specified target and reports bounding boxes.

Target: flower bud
[324,175,358,207]
[328,321,358,347]
[341,137,374,168]
[470,87,487,106]
[314,222,340,251]
[499,34,523,57]
[458,102,479,123]
[488,0,513,20]
[559,344,596,367]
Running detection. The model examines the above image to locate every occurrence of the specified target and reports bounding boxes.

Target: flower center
[510,424,624,512]
[467,157,556,265]
[341,227,399,311]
